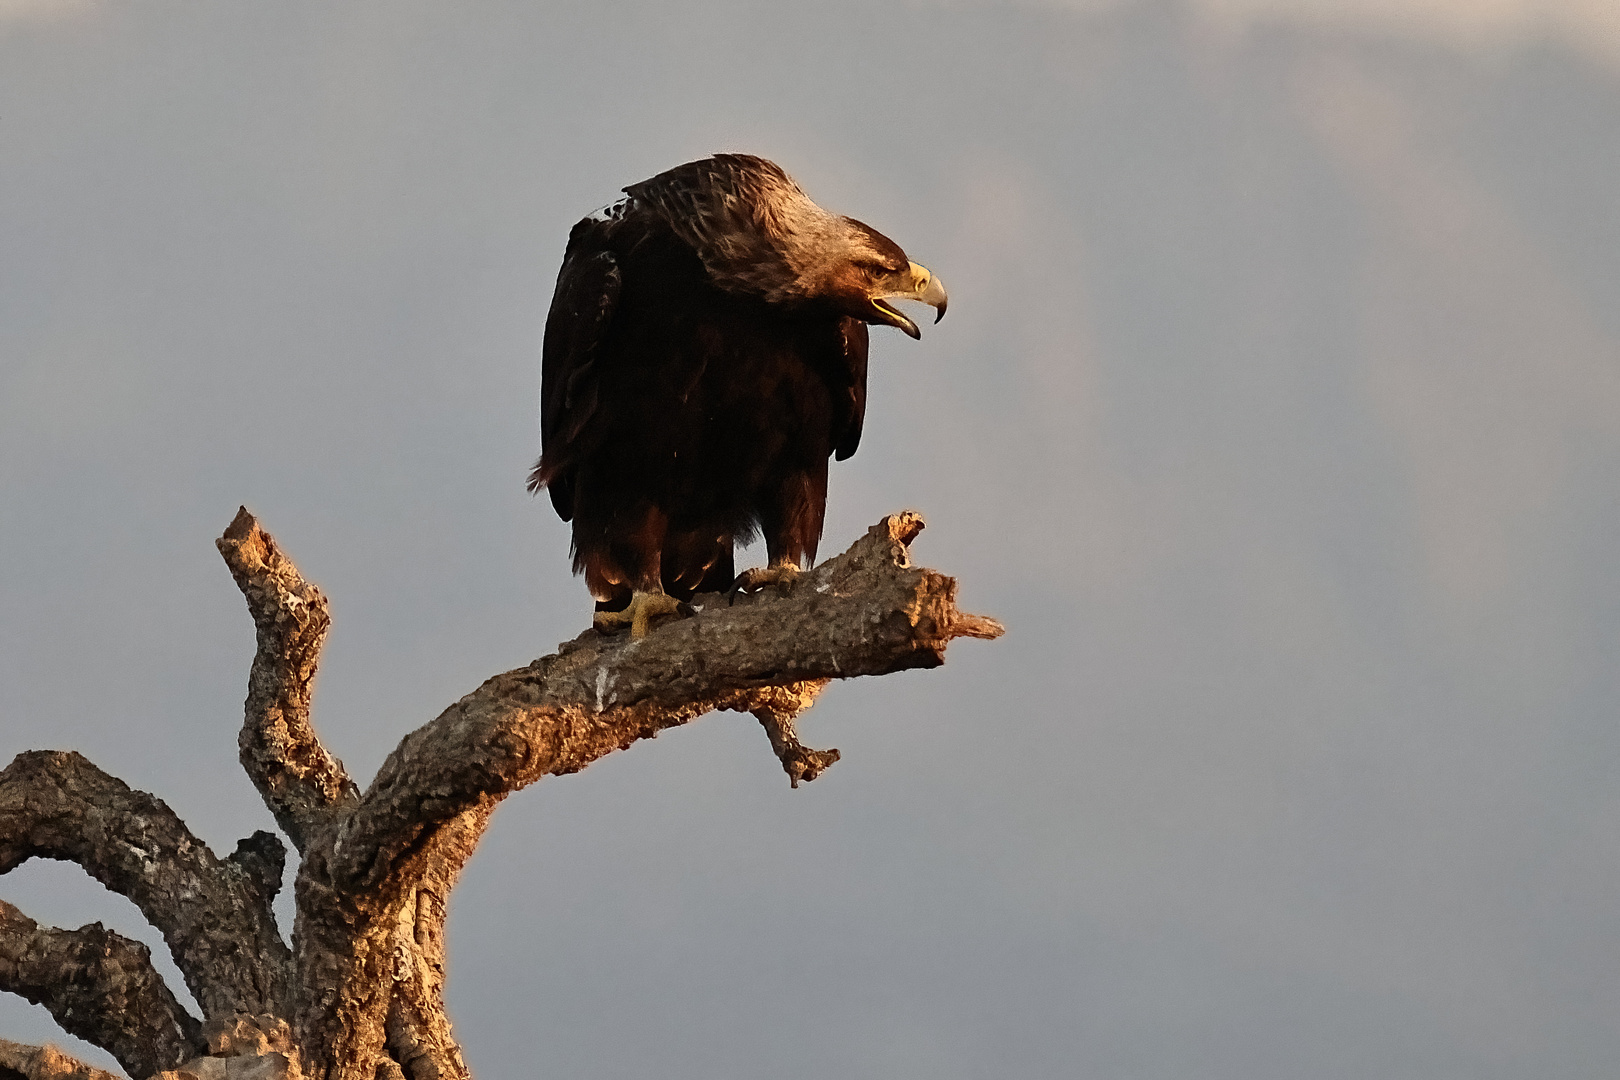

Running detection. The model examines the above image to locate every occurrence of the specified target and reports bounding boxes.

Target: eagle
[529,154,947,637]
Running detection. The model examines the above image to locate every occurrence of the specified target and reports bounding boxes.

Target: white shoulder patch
[585,197,630,224]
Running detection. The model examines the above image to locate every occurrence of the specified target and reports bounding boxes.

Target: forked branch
[1,509,999,1080]
[0,901,199,1078]
[0,752,290,1020]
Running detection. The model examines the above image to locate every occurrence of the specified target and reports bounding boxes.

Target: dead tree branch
[0,753,291,1021]
[327,510,999,895]
[751,685,839,787]
[379,835,476,1080]
[0,901,199,1078]
[216,508,358,852]
[0,1039,121,1080]
[3,509,1000,1080]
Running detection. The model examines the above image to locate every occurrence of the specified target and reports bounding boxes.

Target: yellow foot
[732,560,802,597]
[592,590,687,639]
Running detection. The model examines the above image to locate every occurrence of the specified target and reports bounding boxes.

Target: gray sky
[3,1,1619,1076]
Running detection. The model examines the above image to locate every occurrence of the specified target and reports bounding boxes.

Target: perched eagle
[529,154,947,636]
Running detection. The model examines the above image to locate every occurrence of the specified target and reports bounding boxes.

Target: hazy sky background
[3,1,1619,1077]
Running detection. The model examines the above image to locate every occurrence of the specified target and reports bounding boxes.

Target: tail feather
[528,456,574,522]
[525,458,547,494]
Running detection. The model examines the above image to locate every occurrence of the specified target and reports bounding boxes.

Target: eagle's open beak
[871,262,948,339]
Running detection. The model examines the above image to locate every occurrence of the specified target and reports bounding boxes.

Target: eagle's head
[625,154,949,337]
[816,217,948,339]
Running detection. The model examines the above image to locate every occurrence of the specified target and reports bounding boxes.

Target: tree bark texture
[0,509,1000,1079]
[0,1038,122,1080]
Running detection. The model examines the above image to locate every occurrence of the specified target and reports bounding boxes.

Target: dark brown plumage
[529,154,947,635]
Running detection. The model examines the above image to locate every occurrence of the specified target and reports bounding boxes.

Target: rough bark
[216,507,358,853]
[0,903,198,1078]
[0,1039,121,1080]
[0,753,291,1020]
[1,509,1000,1080]
[324,511,997,897]
[750,684,838,787]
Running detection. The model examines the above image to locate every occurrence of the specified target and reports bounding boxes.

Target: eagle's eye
[856,258,903,277]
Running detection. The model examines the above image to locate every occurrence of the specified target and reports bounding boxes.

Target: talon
[731,559,802,598]
[592,590,688,639]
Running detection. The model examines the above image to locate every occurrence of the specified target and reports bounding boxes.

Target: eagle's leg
[731,557,802,596]
[593,590,685,638]
[585,506,690,638]
[734,469,822,597]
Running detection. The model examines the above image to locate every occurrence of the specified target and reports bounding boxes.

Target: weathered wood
[0,1038,122,1080]
[0,753,292,1021]
[217,507,358,853]
[0,903,199,1078]
[1,510,1001,1079]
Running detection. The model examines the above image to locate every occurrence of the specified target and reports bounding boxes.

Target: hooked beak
[869,261,948,339]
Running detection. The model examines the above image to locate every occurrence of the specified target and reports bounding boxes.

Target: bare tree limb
[285,807,490,1080]
[217,507,358,852]
[380,830,477,1080]
[748,682,838,787]
[0,752,291,1020]
[320,510,1001,894]
[204,508,1002,1079]
[0,900,200,1077]
[2,507,1000,1080]
[0,1039,121,1080]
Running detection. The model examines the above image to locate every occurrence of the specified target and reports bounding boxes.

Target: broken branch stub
[216,507,357,852]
